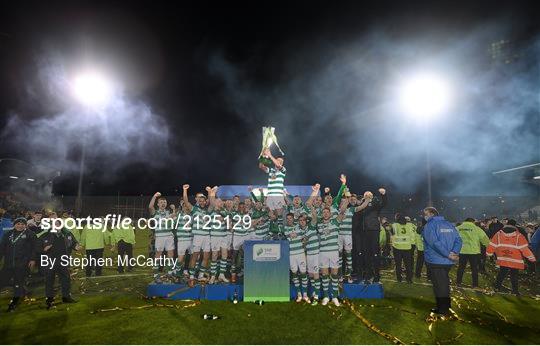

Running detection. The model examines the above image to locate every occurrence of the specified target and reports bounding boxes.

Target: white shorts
[232,234,249,250]
[307,254,320,274]
[191,234,211,253]
[338,234,353,252]
[251,234,265,241]
[319,251,340,269]
[210,236,228,252]
[177,239,192,255]
[155,235,175,252]
[225,234,233,248]
[289,253,307,273]
[266,196,285,211]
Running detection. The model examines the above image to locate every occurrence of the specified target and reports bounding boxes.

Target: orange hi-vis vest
[486,229,536,270]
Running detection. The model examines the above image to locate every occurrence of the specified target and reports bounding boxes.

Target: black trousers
[456,254,480,287]
[495,266,519,293]
[393,248,413,282]
[426,263,452,314]
[45,263,71,298]
[415,250,425,277]
[354,230,381,281]
[479,246,487,273]
[117,240,134,273]
[85,248,104,277]
[0,266,28,297]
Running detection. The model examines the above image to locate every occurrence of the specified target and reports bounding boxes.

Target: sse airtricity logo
[253,244,281,261]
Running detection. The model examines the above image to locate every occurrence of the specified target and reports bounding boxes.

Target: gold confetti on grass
[90,300,200,314]
[344,300,407,345]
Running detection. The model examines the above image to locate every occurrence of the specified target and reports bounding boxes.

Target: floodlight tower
[71,70,113,215]
[399,73,452,207]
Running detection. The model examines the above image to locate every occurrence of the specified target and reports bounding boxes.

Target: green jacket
[391,222,415,250]
[456,221,489,254]
[111,225,136,245]
[331,184,347,209]
[80,225,110,250]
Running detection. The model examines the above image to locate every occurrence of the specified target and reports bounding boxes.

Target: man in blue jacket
[422,207,462,316]
[531,226,540,278]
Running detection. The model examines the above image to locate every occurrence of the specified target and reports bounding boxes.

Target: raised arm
[310,207,318,227]
[206,186,215,211]
[182,184,193,212]
[336,199,349,223]
[375,188,387,210]
[332,174,347,208]
[148,192,160,215]
[258,162,269,173]
[264,148,282,170]
[354,197,371,213]
[306,183,320,208]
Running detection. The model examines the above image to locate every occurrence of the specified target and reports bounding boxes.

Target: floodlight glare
[72,71,113,107]
[399,73,451,119]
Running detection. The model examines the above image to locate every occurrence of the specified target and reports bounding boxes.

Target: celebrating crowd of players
[1,148,539,313]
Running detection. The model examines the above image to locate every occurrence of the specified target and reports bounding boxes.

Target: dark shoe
[62,296,77,303]
[7,298,19,312]
[46,297,54,310]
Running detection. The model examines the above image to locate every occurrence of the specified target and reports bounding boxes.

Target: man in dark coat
[351,188,387,283]
[0,217,38,312]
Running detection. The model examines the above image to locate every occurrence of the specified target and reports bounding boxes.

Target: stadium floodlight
[397,72,452,207]
[534,176,540,180]
[9,176,18,179]
[26,178,35,182]
[72,70,113,107]
[398,73,452,119]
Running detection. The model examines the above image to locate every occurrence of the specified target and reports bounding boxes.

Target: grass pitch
[1,230,539,344]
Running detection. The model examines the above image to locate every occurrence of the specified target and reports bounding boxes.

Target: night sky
[1,1,539,198]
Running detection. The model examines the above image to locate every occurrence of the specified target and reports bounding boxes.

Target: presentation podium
[243,240,290,302]
[147,240,384,301]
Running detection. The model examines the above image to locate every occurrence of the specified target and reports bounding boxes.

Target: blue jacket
[531,228,540,255]
[423,216,462,265]
[0,218,14,245]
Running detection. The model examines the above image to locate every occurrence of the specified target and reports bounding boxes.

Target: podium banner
[243,240,290,302]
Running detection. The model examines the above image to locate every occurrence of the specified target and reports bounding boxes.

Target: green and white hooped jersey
[339,207,354,236]
[210,211,227,237]
[231,211,249,236]
[287,204,309,221]
[190,205,208,236]
[253,210,270,238]
[176,212,192,239]
[283,224,304,255]
[267,166,286,196]
[318,217,341,253]
[303,224,320,255]
[152,209,172,237]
